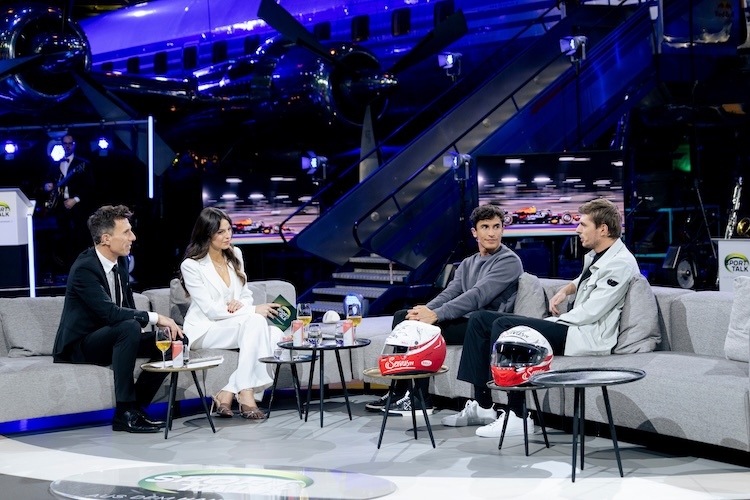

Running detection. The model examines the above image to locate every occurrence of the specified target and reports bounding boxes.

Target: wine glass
[346,303,362,337]
[297,302,312,340]
[155,327,171,368]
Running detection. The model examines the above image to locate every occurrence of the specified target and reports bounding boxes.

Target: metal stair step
[351,268,409,276]
[312,286,389,299]
[348,255,393,265]
[332,272,407,283]
[310,301,347,315]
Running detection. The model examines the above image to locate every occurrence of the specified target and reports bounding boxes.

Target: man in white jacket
[452,198,640,437]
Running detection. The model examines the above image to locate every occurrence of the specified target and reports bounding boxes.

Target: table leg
[413,380,436,448]
[266,364,282,418]
[377,381,397,449]
[407,380,418,440]
[318,350,325,428]
[571,387,581,482]
[602,386,624,477]
[495,404,511,449]
[304,350,317,423]
[191,370,215,433]
[521,394,529,456]
[580,388,586,470]
[164,372,178,439]
[290,364,303,419]
[334,350,352,420]
[531,390,550,449]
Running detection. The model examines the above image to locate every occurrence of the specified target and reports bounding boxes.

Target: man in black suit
[43,133,95,272]
[53,205,184,433]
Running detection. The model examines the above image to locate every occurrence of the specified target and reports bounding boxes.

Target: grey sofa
[2,273,748,455]
[353,275,750,453]
[0,280,317,427]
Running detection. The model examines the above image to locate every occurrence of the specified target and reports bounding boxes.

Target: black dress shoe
[112,409,161,433]
[133,408,167,429]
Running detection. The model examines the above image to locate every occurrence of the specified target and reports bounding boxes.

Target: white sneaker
[441,400,497,427]
[475,411,534,438]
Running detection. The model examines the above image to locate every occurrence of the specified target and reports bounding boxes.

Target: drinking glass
[346,303,362,336]
[155,327,171,368]
[334,323,344,346]
[307,323,322,347]
[297,302,312,340]
[273,347,283,360]
[297,303,312,326]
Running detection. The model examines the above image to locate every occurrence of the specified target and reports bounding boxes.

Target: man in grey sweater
[368,204,523,415]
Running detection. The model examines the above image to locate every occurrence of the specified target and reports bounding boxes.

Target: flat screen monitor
[475,151,625,238]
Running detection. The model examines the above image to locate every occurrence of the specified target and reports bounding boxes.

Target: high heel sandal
[236,389,267,420]
[210,390,234,418]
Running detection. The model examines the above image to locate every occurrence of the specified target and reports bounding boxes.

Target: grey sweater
[426,245,523,322]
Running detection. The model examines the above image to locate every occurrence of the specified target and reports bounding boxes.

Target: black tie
[113,264,122,306]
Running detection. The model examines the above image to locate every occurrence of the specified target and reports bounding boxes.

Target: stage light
[50,143,65,161]
[4,141,17,160]
[438,52,462,81]
[302,152,328,180]
[559,35,588,62]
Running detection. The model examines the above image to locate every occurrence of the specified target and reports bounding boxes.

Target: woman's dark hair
[180,207,245,293]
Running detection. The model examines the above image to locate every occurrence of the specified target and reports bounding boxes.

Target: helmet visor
[493,342,547,367]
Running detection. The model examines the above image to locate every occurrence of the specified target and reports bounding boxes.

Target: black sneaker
[382,391,434,416]
[365,392,392,412]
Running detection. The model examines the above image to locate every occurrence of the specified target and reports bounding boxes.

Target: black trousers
[78,320,168,408]
[391,309,470,402]
[457,311,568,414]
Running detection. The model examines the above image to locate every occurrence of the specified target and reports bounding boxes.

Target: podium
[0,188,35,295]
[713,238,750,292]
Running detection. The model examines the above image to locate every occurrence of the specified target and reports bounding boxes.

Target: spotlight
[438,52,462,81]
[302,151,328,180]
[4,141,17,160]
[559,35,588,62]
[50,143,65,161]
[95,137,110,156]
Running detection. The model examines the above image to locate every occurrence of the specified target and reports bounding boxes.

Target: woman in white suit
[180,207,282,419]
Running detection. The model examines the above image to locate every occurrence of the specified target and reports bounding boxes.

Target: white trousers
[192,311,282,400]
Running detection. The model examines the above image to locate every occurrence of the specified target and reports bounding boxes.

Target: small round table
[140,356,223,439]
[530,367,646,482]
[363,366,449,449]
[486,381,550,456]
[278,339,371,427]
[258,353,317,419]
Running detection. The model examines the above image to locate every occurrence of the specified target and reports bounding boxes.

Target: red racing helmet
[378,320,446,375]
[490,325,553,387]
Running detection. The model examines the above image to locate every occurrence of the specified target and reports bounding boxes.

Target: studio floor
[2,393,750,499]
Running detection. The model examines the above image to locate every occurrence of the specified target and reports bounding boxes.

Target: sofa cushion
[0,297,63,357]
[512,272,548,318]
[613,273,661,353]
[725,276,750,362]
[169,278,190,325]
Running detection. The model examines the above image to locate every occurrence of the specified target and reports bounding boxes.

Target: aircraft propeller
[257,0,467,176]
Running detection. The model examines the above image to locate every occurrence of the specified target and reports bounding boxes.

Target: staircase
[299,253,435,316]
[283,0,696,315]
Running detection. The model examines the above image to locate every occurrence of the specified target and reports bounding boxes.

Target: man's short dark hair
[88,205,132,245]
[470,205,505,228]
[579,198,622,238]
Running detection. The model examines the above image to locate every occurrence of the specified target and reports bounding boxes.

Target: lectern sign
[0,188,31,246]
[716,239,750,292]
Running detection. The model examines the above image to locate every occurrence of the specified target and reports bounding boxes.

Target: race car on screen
[502,207,579,226]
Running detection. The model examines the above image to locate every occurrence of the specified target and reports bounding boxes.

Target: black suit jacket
[45,156,95,213]
[53,248,150,363]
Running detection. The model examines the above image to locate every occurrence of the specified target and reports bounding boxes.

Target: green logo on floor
[138,468,313,495]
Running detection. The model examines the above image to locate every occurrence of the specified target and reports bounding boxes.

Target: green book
[270,294,296,331]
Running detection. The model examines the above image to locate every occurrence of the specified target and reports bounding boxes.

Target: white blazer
[546,238,640,356]
[180,246,258,344]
